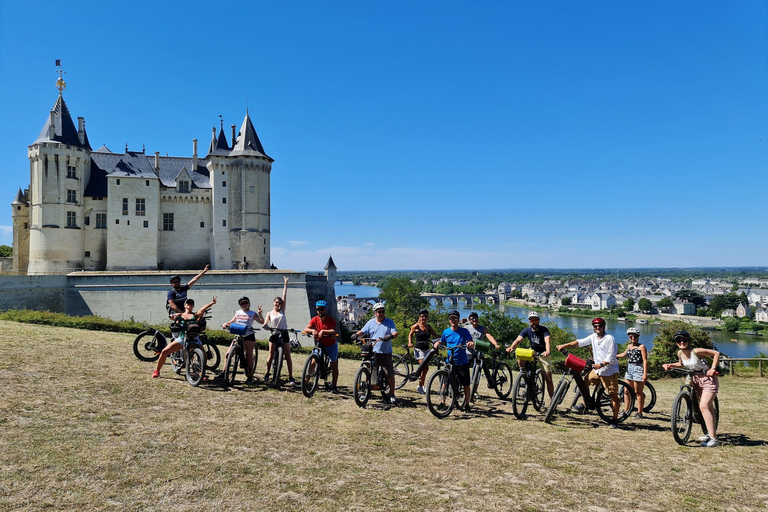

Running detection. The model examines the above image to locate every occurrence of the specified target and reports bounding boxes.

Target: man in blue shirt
[433,310,473,412]
[357,302,399,405]
[507,311,554,400]
[167,265,209,317]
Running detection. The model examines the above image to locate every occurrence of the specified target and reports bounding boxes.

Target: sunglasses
[676,339,689,344]
[239,301,250,305]
[316,307,326,311]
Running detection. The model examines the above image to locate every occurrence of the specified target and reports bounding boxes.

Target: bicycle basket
[516,348,534,361]
[361,343,373,358]
[290,338,301,349]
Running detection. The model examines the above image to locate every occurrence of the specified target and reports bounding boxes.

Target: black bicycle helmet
[238,296,250,304]
[169,275,181,284]
[674,330,691,342]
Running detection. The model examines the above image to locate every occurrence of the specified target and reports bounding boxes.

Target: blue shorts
[323,343,338,363]
[625,363,644,382]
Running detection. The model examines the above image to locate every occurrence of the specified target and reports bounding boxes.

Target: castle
[12,70,273,273]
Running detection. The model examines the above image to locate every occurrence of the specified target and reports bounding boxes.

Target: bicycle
[425,343,469,418]
[392,342,441,390]
[469,344,514,402]
[544,350,635,424]
[619,379,657,414]
[300,332,335,398]
[510,348,546,419]
[168,323,207,387]
[134,316,220,371]
[223,325,259,386]
[263,327,302,388]
[668,368,720,445]
[352,336,394,407]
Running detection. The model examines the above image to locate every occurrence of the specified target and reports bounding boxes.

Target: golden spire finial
[55,59,66,94]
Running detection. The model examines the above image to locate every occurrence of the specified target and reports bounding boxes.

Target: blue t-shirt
[519,325,550,353]
[441,327,471,365]
[167,285,190,311]
[361,318,397,354]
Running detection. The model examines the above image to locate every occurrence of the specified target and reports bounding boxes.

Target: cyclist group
[149,266,721,446]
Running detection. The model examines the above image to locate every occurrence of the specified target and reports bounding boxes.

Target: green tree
[723,317,740,332]
[657,297,674,310]
[674,289,706,307]
[474,305,526,346]
[638,298,652,313]
[647,321,715,378]
[0,245,11,257]
[560,297,572,306]
[623,298,635,310]
[378,277,429,333]
[709,293,740,316]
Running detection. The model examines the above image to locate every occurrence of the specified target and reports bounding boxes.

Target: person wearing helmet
[557,317,621,428]
[222,296,264,383]
[662,330,721,447]
[433,310,473,412]
[153,296,217,378]
[304,300,339,392]
[408,309,439,394]
[507,311,554,400]
[356,302,399,405]
[617,327,648,417]
[262,276,297,386]
[166,264,210,317]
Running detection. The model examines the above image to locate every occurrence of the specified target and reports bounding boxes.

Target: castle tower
[26,69,93,274]
[324,255,337,285]
[11,188,30,272]
[207,111,272,269]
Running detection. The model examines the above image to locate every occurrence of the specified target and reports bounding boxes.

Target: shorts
[536,353,552,373]
[374,353,394,380]
[269,331,289,345]
[242,333,256,342]
[323,342,338,363]
[453,363,471,387]
[586,370,619,395]
[625,363,644,382]
[693,374,719,393]
[414,347,430,360]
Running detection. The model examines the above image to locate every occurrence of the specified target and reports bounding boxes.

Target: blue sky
[1,1,766,272]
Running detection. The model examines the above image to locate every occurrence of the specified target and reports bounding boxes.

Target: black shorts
[453,363,470,387]
[269,331,289,345]
[374,353,395,379]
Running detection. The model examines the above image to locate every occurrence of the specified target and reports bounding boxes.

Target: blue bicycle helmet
[316,300,328,308]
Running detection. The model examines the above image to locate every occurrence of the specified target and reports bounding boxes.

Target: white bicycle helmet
[528,311,540,319]
[626,327,640,335]
[372,302,385,311]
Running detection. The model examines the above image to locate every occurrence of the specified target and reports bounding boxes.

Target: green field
[1,320,766,511]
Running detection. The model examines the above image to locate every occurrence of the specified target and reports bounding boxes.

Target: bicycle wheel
[643,381,657,413]
[532,369,546,412]
[596,381,634,423]
[426,369,456,419]
[353,366,371,407]
[544,379,569,424]
[224,344,240,386]
[203,339,220,371]
[301,354,321,398]
[469,360,483,402]
[700,395,719,437]
[186,347,206,387]
[392,353,411,390]
[511,372,530,419]
[271,344,284,387]
[671,390,693,445]
[493,361,513,399]
[133,331,166,362]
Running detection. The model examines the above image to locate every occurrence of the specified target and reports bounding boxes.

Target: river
[335,283,768,359]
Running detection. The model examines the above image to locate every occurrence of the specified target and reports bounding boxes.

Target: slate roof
[34,95,91,150]
[231,111,272,160]
[12,188,27,206]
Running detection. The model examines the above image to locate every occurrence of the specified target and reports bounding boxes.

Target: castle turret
[11,188,30,272]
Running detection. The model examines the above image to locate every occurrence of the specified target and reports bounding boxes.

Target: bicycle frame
[669,368,719,445]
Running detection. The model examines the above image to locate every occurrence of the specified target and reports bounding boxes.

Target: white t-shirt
[232,309,257,336]
[577,333,619,377]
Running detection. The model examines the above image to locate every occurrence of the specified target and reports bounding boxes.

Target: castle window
[163,213,174,231]
[116,179,120,185]
[122,198,128,215]
[96,213,107,228]
[84,216,90,226]
[116,219,119,224]
[146,180,150,186]
[222,197,227,204]
[135,198,146,216]
[178,181,190,193]
[66,211,77,228]
[85,251,90,257]
[143,221,149,228]
[222,181,226,187]
[67,166,77,179]
[66,189,77,203]
[222,219,226,227]
[200,222,204,228]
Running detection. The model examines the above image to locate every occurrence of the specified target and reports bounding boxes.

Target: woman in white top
[222,296,264,383]
[262,276,295,385]
[662,330,721,447]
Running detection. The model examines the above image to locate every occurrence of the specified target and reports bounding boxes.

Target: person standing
[434,310,473,412]
[408,309,439,394]
[222,297,264,383]
[304,300,339,392]
[556,317,621,428]
[167,265,210,317]
[617,327,648,417]
[507,312,554,400]
[263,276,296,386]
[153,297,217,378]
[356,303,399,405]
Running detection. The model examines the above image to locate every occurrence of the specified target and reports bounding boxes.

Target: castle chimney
[231,124,236,147]
[77,117,85,145]
[192,139,198,169]
[49,111,56,139]
[154,151,160,170]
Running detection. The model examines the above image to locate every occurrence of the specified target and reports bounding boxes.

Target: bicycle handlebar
[668,367,719,376]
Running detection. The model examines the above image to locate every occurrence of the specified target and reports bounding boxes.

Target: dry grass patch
[1,320,767,511]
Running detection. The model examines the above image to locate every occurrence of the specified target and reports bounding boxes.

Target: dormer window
[178,181,190,193]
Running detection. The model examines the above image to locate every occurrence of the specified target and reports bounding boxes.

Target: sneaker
[330,385,339,394]
[287,378,297,387]
[151,370,160,378]
[416,385,425,394]
[703,438,719,447]
[389,397,398,405]
[610,422,619,429]
[572,404,586,413]
[245,376,254,384]
[698,435,711,442]
[634,412,644,419]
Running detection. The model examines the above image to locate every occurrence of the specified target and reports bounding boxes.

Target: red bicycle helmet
[591,317,606,326]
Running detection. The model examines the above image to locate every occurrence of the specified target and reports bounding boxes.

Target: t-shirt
[576,333,619,377]
[518,326,550,353]
[441,327,471,366]
[231,309,257,336]
[309,315,338,347]
[361,317,397,354]
[167,285,190,312]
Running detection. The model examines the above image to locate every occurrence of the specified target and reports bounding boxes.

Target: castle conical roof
[231,111,272,160]
[34,94,89,149]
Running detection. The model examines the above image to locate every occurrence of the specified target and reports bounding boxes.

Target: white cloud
[286,240,308,247]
